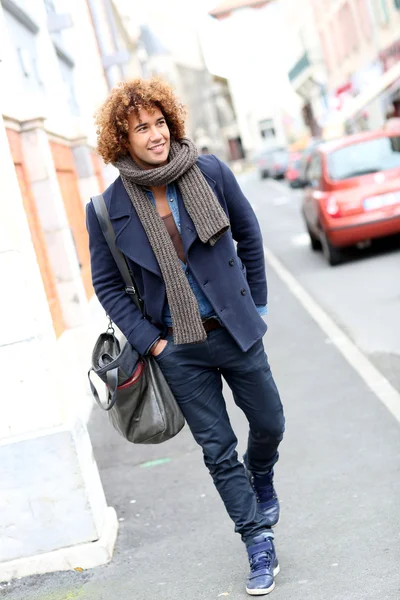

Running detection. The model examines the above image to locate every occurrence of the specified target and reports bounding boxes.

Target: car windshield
[328,136,400,180]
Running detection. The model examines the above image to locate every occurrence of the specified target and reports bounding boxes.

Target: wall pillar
[0,115,118,582]
[19,118,88,328]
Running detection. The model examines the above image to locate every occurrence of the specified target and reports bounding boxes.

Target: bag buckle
[106,315,115,334]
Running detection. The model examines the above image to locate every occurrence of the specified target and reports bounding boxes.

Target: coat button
[241,288,247,296]
[229,259,235,266]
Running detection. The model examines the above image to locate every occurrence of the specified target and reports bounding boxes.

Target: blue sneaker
[251,469,280,528]
[246,534,280,595]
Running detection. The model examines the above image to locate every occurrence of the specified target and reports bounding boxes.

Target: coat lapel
[109,178,161,277]
[177,170,218,255]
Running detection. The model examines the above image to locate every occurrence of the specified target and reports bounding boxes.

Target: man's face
[127,107,170,169]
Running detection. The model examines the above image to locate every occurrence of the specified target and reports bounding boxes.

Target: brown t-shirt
[162,213,186,264]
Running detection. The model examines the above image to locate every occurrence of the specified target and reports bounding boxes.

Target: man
[87,77,285,596]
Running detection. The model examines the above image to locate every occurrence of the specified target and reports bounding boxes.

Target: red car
[285,152,302,187]
[301,130,400,265]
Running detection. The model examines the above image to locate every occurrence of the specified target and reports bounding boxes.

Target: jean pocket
[154,341,174,361]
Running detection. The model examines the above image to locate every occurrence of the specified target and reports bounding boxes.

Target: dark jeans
[155,327,285,543]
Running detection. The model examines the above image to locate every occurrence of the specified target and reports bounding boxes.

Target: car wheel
[320,228,342,266]
[306,225,322,251]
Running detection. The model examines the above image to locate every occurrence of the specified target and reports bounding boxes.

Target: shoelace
[253,476,276,504]
[250,549,272,573]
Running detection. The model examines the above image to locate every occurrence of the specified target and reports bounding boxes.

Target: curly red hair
[94,78,187,164]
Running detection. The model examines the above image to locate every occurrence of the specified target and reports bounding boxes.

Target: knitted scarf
[113,138,230,345]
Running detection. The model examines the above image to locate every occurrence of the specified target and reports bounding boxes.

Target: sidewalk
[3,268,400,600]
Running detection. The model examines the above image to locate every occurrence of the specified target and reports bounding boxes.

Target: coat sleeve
[215,157,267,306]
[86,200,161,355]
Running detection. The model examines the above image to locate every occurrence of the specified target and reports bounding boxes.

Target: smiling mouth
[149,143,165,151]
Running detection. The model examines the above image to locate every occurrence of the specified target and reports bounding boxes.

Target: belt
[167,317,222,337]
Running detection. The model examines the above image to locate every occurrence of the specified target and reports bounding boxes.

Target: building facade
[114,0,239,161]
[208,0,300,156]
[310,0,400,133]
[0,0,125,580]
[282,0,329,140]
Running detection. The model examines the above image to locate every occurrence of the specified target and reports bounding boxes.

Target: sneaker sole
[271,517,280,528]
[245,565,280,596]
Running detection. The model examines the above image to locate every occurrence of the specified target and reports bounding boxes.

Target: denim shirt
[145,183,268,327]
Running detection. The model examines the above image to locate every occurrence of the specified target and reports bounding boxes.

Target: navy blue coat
[86,154,268,355]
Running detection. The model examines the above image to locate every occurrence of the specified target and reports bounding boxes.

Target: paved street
[3,173,400,600]
[247,173,400,394]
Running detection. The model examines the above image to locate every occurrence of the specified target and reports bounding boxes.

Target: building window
[376,0,390,23]
[259,119,276,140]
[371,0,389,23]
[3,7,47,117]
[58,58,80,116]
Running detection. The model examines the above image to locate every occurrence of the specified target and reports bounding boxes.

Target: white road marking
[273,196,289,206]
[265,179,289,193]
[291,233,310,247]
[264,245,400,425]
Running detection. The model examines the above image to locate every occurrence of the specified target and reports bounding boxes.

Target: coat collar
[108,169,217,278]
[108,176,132,220]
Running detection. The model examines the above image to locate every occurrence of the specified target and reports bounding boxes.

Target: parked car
[301,129,400,265]
[285,152,303,187]
[269,149,289,179]
[257,147,286,179]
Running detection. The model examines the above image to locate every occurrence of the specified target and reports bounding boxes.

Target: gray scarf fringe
[113,138,230,345]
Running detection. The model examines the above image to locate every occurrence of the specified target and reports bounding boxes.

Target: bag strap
[92,194,144,314]
[88,367,118,411]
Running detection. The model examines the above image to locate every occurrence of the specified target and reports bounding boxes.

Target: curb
[0,506,118,583]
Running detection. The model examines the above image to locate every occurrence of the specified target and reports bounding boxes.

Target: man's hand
[150,339,168,357]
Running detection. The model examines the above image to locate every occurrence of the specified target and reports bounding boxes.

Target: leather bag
[88,194,185,444]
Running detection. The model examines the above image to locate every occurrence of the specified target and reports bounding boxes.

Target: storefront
[288,51,328,137]
[323,44,400,137]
